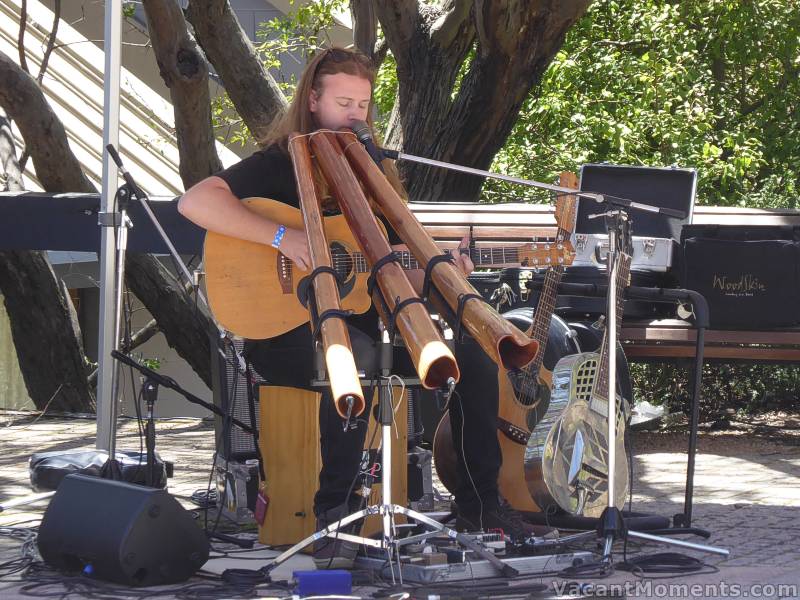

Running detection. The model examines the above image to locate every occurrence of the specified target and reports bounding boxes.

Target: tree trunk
[1,47,216,402]
[186,0,287,144]
[0,251,95,412]
[350,0,378,60]
[375,0,592,203]
[142,0,221,187]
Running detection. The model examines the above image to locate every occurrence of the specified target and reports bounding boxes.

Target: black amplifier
[680,225,800,329]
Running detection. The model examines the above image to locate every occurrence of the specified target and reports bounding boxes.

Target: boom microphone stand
[99,145,246,478]
[350,121,688,220]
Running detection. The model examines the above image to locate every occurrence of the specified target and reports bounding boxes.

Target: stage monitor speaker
[37,474,209,586]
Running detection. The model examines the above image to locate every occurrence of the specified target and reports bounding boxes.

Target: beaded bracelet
[271,224,286,249]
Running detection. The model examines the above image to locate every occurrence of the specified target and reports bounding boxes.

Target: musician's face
[309,73,372,131]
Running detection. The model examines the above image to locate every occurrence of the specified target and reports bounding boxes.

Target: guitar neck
[593,253,632,402]
[351,245,553,273]
[525,226,572,373]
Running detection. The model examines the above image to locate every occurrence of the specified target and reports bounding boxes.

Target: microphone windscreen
[351,120,372,142]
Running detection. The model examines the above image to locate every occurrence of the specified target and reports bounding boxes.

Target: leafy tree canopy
[210,0,798,208]
[493,0,800,207]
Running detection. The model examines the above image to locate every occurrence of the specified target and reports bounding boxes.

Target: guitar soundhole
[507,370,551,430]
[330,242,354,281]
[507,369,542,407]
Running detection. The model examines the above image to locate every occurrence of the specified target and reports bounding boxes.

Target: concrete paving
[0,413,798,599]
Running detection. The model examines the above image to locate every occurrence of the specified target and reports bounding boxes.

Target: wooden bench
[620,320,800,363]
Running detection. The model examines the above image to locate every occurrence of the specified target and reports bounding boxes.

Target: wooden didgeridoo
[288,133,364,418]
[337,131,538,371]
[309,131,459,389]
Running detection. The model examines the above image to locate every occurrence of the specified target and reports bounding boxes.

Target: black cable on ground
[617,551,719,579]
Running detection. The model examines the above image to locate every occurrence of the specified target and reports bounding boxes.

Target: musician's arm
[178,176,312,271]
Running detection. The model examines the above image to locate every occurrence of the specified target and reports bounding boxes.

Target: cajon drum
[258,385,407,547]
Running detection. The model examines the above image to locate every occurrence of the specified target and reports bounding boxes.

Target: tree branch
[142,0,221,189]
[374,0,421,72]
[429,0,473,49]
[18,0,29,75]
[0,50,95,192]
[350,0,377,60]
[36,0,60,85]
[186,0,287,145]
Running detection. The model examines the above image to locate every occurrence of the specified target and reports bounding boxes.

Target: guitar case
[680,224,800,329]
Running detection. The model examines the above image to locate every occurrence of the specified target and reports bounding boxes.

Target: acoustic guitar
[203,197,574,340]
[433,192,579,511]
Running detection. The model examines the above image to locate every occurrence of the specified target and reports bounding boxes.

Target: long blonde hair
[262,47,407,203]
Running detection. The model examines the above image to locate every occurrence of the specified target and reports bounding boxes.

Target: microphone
[350,120,386,172]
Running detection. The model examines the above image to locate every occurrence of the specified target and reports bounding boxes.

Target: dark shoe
[455,499,558,541]
[312,504,360,570]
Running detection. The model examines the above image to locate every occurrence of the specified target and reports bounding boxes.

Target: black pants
[245,311,500,516]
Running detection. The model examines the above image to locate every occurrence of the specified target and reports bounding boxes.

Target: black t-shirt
[215,143,401,244]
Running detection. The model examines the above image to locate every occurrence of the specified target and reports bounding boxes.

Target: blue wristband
[271,224,286,249]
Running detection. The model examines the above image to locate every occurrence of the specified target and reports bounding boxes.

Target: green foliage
[211,0,355,146]
[631,362,800,420]
[372,52,398,137]
[138,356,161,372]
[489,0,800,208]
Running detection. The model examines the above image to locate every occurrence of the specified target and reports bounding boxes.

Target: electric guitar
[527,216,633,517]
[203,197,574,339]
[433,192,579,511]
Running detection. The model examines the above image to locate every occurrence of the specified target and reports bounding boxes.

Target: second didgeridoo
[288,133,364,418]
[337,131,538,371]
[309,131,459,389]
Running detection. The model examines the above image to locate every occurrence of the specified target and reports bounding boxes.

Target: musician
[179,47,547,569]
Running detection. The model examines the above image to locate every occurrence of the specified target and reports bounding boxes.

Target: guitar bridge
[277,254,292,294]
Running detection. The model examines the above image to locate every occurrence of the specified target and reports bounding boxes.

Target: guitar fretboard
[349,246,553,273]
[593,252,632,403]
[527,226,572,375]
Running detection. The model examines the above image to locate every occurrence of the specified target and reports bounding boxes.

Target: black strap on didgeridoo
[454,293,487,343]
[387,296,426,341]
[421,253,455,301]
